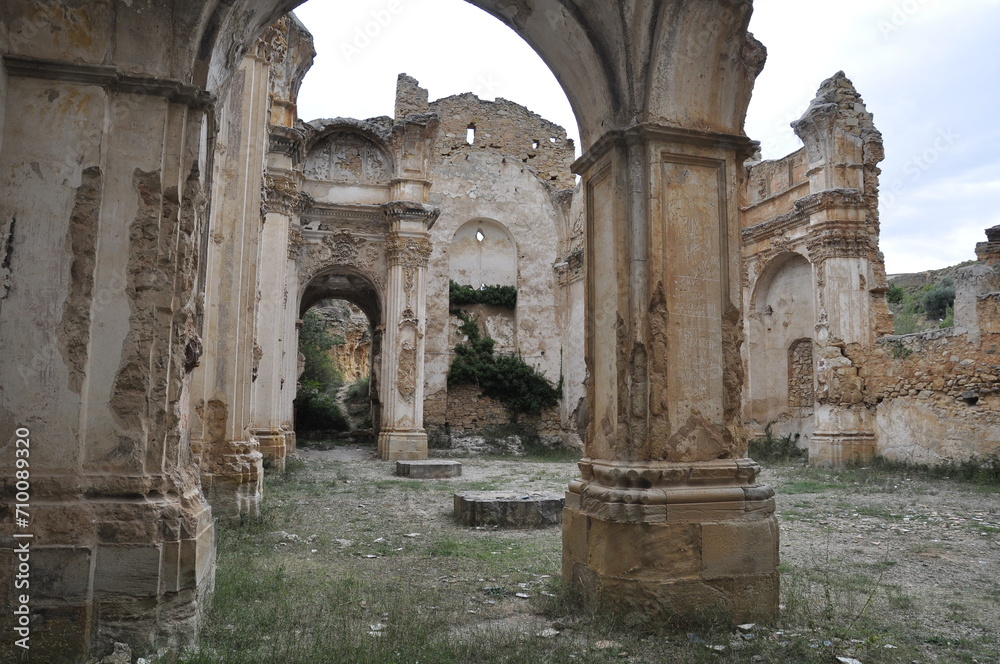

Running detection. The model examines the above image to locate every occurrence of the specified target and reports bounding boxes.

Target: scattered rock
[100,643,132,664]
[537,628,560,638]
[593,640,620,650]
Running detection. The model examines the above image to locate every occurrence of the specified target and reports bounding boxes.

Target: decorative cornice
[381,201,441,230]
[2,55,214,109]
[806,224,873,262]
[741,188,867,246]
[268,125,305,159]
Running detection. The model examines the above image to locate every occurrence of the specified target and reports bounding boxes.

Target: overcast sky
[294,0,1000,275]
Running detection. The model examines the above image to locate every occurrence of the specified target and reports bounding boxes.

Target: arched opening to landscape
[297,268,383,443]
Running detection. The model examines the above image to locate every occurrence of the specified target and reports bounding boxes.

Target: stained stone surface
[454,491,564,528]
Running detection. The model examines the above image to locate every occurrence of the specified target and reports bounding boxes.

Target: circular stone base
[395,460,462,479]
[454,491,564,528]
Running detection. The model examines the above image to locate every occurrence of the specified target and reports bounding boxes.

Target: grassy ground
[164,448,999,664]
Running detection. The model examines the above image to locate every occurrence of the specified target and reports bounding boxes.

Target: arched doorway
[0,1,775,654]
[298,268,383,443]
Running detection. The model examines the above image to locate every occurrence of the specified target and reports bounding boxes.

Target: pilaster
[563,124,779,622]
[377,202,438,460]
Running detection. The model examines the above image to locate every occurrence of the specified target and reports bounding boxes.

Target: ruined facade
[294,75,584,449]
[1,1,779,656]
[739,73,1000,466]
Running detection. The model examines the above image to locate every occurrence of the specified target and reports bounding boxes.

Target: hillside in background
[886,261,977,335]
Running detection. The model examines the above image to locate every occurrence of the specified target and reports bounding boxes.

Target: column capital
[806,222,873,263]
[384,234,433,268]
[263,174,300,216]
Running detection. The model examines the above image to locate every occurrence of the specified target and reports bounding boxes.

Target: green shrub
[749,427,807,462]
[299,310,344,388]
[921,278,955,320]
[449,280,517,309]
[886,284,905,305]
[294,379,349,432]
[448,311,560,421]
[892,310,920,335]
[939,304,955,329]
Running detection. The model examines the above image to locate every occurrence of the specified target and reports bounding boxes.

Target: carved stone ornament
[806,227,871,263]
[255,17,289,64]
[264,174,299,215]
[324,230,367,264]
[385,236,432,268]
[396,340,417,402]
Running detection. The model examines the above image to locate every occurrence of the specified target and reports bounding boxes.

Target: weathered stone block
[94,545,162,596]
[33,547,93,602]
[701,519,779,579]
[454,491,563,528]
[395,459,462,478]
[585,518,701,580]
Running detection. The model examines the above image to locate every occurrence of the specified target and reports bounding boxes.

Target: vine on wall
[447,311,560,421]
[449,280,517,309]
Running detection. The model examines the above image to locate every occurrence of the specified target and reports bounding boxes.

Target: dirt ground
[246,446,1000,662]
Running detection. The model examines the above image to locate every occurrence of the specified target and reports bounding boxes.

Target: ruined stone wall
[426,91,576,191]
[445,384,562,437]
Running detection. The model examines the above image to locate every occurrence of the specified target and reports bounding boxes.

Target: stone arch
[449,218,518,289]
[300,266,383,325]
[746,252,816,427]
[299,267,384,437]
[0,1,776,654]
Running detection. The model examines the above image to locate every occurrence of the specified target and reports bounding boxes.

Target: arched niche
[449,218,517,288]
[746,252,816,424]
[304,128,393,186]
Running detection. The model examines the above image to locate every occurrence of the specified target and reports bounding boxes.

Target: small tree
[921,279,955,320]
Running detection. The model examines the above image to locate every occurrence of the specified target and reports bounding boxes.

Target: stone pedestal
[456,492,564,528]
[564,460,778,623]
[395,459,462,478]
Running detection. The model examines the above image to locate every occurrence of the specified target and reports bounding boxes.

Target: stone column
[377,202,438,460]
[189,46,272,517]
[0,55,214,654]
[793,73,885,466]
[251,15,314,464]
[252,167,300,470]
[562,125,779,624]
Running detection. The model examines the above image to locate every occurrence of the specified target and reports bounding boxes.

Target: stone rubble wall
[440,383,562,437]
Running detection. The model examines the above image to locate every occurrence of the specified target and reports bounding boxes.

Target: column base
[562,459,779,626]
[199,437,263,518]
[810,431,876,467]
[282,426,296,455]
[0,474,216,658]
[253,427,287,472]
[377,429,428,460]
